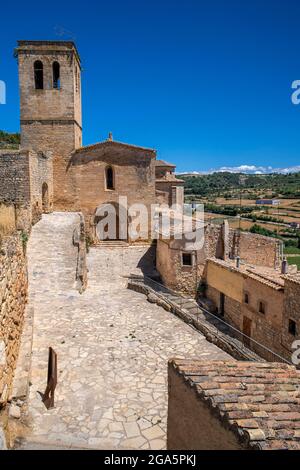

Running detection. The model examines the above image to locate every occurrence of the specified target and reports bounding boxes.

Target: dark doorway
[42,183,49,213]
[95,203,128,241]
[243,316,252,348]
[219,293,225,316]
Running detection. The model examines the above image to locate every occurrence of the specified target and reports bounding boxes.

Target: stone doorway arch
[42,182,50,213]
[94,202,128,241]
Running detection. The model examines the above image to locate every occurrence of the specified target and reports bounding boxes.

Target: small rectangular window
[289,319,297,336]
[244,293,249,304]
[182,253,193,266]
[259,301,266,314]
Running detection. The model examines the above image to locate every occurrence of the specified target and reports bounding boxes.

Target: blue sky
[1,0,300,172]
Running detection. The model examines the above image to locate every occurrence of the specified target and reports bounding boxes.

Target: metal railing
[129,274,292,365]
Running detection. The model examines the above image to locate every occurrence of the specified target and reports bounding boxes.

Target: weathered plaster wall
[206,261,244,303]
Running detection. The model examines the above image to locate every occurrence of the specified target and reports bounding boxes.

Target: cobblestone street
[22,213,231,449]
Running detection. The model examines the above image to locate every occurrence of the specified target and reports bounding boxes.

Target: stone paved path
[21,212,231,450]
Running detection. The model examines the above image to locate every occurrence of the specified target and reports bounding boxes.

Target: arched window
[34,61,43,89]
[52,61,60,89]
[105,166,114,190]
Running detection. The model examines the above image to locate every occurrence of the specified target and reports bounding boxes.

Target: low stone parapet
[128,277,261,362]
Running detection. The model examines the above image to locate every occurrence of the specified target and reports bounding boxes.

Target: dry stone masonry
[0,234,27,407]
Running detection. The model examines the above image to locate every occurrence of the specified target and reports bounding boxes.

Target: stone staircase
[128,276,263,362]
[96,240,129,248]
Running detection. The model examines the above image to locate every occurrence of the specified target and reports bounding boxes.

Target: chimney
[281,257,288,275]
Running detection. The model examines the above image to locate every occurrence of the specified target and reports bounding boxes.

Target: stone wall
[237,231,281,269]
[29,150,53,219]
[224,296,241,330]
[0,150,53,230]
[0,234,28,407]
[205,224,281,268]
[21,122,79,210]
[0,151,31,206]
[281,277,300,359]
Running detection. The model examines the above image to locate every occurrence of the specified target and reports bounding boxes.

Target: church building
[15,40,184,243]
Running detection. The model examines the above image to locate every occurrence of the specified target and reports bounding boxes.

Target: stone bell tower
[15,40,82,209]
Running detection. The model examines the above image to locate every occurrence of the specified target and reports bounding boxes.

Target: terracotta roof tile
[170,359,300,450]
[74,139,156,155]
[154,159,176,167]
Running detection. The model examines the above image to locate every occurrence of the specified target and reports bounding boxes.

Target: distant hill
[182,172,300,198]
[0,130,20,149]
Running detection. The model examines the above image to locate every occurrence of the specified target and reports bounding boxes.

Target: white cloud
[177,164,300,175]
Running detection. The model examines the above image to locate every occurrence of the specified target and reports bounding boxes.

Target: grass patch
[287,256,300,270]
[284,246,300,255]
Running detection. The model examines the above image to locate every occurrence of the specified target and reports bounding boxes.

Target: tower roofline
[15,40,81,65]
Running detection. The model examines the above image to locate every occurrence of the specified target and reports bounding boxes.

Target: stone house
[203,258,297,361]
[154,160,184,207]
[156,220,282,297]
[156,217,300,362]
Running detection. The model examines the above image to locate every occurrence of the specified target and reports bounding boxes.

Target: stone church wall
[71,143,156,243]
[21,122,79,210]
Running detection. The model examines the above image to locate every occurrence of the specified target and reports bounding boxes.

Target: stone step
[163,294,180,301]
[185,307,201,315]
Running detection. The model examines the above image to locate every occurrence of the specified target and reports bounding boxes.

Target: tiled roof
[156,176,185,183]
[208,258,285,291]
[74,139,156,155]
[170,359,300,450]
[285,274,300,285]
[154,159,176,167]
